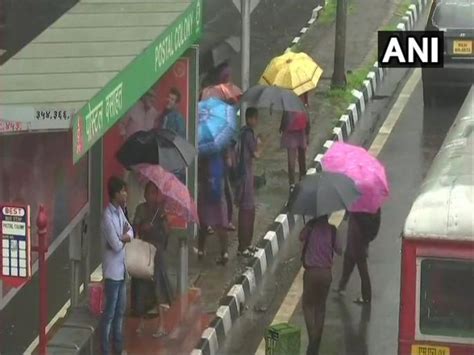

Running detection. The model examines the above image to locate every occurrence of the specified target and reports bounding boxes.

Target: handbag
[125,238,157,280]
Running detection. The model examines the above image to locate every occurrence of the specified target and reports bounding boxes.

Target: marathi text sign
[1,205,32,288]
[72,0,202,163]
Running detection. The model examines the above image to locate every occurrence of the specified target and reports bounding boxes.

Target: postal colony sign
[72,0,202,163]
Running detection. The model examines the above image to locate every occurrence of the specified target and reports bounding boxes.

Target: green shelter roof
[0,0,201,136]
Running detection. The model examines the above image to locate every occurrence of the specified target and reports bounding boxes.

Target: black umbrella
[240,85,306,112]
[289,171,361,217]
[116,129,196,172]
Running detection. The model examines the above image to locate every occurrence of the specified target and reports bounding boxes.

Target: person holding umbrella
[196,97,238,262]
[289,171,361,355]
[321,142,389,304]
[259,51,323,194]
[133,182,174,337]
[280,93,310,194]
[300,214,342,355]
[197,153,230,265]
[129,163,198,336]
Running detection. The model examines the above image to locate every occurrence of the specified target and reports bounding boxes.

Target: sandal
[152,330,168,338]
[237,248,255,258]
[226,223,236,231]
[353,297,370,305]
[136,321,145,334]
[247,246,258,253]
[206,226,214,234]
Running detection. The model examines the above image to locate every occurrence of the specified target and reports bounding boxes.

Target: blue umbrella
[198,98,237,156]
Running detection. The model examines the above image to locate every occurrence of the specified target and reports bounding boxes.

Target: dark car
[422,0,474,106]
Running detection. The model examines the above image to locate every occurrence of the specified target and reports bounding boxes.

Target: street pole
[331,0,348,89]
[36,205,48,355]
[240,0,250,126]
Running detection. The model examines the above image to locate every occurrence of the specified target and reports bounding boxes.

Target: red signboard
[109,58,192,230]
[0,204,32,288]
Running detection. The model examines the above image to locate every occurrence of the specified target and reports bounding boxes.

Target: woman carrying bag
[132,182,174,338]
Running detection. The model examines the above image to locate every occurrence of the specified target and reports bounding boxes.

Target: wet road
[218,69,468,355]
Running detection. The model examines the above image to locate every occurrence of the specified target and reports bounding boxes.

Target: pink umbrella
[322,142,389,213]
[132,164,199,224]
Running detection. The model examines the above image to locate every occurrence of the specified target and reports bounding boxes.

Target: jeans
[101,279,127,355]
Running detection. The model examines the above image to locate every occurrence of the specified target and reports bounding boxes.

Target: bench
[47,304,100,355]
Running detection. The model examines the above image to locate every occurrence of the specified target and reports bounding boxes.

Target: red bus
[398,86,474,355]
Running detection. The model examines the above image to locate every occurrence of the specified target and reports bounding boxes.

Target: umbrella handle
[150,208,160,225]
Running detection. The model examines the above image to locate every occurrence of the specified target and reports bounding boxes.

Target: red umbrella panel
[201,83,243,104]
[132,164,198,224]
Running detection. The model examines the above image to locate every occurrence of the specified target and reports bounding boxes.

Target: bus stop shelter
[0,0,202,352]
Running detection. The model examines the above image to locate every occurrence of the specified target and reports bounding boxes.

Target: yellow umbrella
[259,52,323,96]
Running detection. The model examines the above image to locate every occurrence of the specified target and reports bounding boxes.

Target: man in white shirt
[100,176,134,355]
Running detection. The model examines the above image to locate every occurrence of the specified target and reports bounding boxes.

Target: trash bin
[265,323,300,355]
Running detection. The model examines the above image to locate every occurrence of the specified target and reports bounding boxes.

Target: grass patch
[319,0,416,128]
[326,62,374,117]
[381,0,413,31]
[319,0,337,24]
[319,0,356,25]
[289,41,303,53]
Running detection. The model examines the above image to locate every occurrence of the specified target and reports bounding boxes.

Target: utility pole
[240,0,250,126]
[331,0,348,88]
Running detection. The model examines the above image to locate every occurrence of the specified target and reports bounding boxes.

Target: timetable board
[1,204,31,286]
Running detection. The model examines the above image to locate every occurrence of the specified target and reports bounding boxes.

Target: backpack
[357,209,381,243]
[285,111,308,132]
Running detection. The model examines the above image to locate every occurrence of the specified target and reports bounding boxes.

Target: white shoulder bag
[125,238,157,280]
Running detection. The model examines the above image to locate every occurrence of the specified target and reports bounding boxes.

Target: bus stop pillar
[35,205,48,355]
